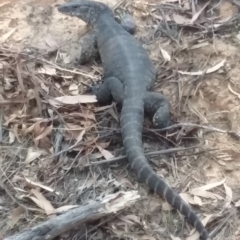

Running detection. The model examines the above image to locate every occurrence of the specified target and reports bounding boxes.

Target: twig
[113,0,126,10]
[54,123,64,160]
[4,191,140,240]
[84,146,217,166]
[157,122,240,136]
[209,210,236,239]
[37,58,98,79]
[0,46,98,80]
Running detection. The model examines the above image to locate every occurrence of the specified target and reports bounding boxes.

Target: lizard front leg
[92,77,124,104]
[144,92,171,129]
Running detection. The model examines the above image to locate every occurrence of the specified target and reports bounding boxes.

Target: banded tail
[121,98,210,240]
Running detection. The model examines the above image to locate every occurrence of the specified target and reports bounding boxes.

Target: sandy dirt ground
[0,0,240,239]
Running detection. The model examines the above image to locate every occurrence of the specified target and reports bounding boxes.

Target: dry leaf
[179,193,191,205]
[193,195,203,206]
[24,177,60,195]
[235,200,240,207]
[97,0,121,8]
[16,59,25,92]
[170,236,181,240]
[189,42,209,50]
[40,82,49,94]
[76,129,86,142]
[65,123,85,131]
[25,147,46,164]
[68,111,96,121]
[147,199,162,213]
[24,122,38,135]
[0,28,16,43]
[78,178,95,192]
[179,193,202,206]
[11,206,25,223]
[190,180,226,200]
[223,183,232,208]
[30,189,55,215]
[161,0,178,2]
[162,201,173,211]
[108,107,119,122]
[8,131,15,144]
[38,64,57,76]
[236,33,240,42]
[111,229,156,240]
[0,2,10,8]
[190,1,209,24]
[119,214,141,225]
[65,125,86,142]
[190,189,223,200]
[35,124,53,141]
[117,176,135,189]
[54,205,79,213]
[61,53,71,64]
[217,160,226,166]
[48,94,97,107]
[228,83,240,98]
[45,35,58,48]
[94,103,113,112]
[178,60,226,75]
[69,83,79,95]
[97,145,114,160]
[191,178,226,191]
[160,47,171,61]
[219,1,238,20]
[12,124,21,143]
[216,153,233,161]
[173,14,191,25]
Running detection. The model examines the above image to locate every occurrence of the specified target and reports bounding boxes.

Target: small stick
[157,122,240,139]
[3,191,140,240]
[85,146,218,166]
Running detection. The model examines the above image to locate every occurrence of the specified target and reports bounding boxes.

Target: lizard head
[58,0,113,25]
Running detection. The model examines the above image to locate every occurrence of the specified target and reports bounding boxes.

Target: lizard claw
[152,108,171,129]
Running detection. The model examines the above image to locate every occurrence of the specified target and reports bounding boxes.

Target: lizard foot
[152,107,171,129]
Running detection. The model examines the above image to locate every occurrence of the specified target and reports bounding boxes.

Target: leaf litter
[0,0,240,239]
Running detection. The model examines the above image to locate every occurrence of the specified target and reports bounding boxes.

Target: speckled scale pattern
[58,1,210,239]
[75,13,136,65]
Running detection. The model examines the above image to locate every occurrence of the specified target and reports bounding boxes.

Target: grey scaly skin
[58,1,210,239]
[75,13,136,65]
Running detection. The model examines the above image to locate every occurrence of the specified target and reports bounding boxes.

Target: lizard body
[58,1,210,239]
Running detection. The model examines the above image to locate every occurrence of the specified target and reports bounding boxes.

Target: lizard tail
[58,0,113,25]
[121,97,210,240]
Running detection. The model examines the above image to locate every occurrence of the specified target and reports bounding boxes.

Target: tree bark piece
[4,191,140,240]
